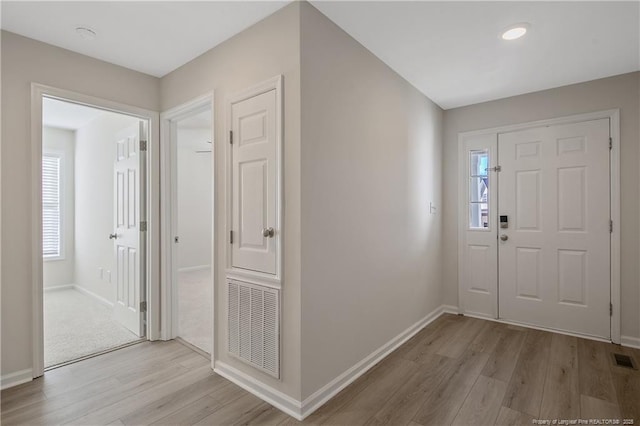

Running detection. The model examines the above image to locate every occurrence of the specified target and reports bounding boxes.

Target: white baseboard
[73,285,114,308]
[440,304,460,314]
[44,284,75,292]
[178,265,211,273]
[1,368,33,390]
[621,335,640,349]
[213,305,450,421]
[299,304,446,419]
[214,362,304,420]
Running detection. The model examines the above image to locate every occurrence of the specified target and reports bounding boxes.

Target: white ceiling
[311,1,640,109]
[3,1,639,109]
[1,1,288,78]
[43,98,106,130]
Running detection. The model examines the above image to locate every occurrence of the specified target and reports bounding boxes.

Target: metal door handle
[500,234,508,241]
[262,227,275,238]
[109,233,118,240]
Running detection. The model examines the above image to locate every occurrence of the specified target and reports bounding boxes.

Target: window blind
[42,154,61,258]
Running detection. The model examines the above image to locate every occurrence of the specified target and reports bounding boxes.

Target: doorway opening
[160,96,215,358]
[174,108,213,354]
[41,97,148,369]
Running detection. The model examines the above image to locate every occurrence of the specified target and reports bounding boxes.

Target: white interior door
[498,118,610,339]
[113,121,146,337]
[459,133,498,318]
[231,89,277,275]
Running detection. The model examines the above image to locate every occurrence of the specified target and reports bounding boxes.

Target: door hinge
[610,220,613,233]
[610,303,613,316]
[140,221,147,232]
[140,140,147,152]
[230,230,233,244]
[609,137,613,150]
[487,165,502,172]
[140,301,147,313]
[229,131,233,145]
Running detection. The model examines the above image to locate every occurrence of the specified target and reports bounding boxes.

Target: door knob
[500,234,509,241]
[262,227,275,238]
[109,233,118,240]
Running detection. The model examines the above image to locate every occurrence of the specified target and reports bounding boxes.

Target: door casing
[457,109,621,344]
[31,83,160,378]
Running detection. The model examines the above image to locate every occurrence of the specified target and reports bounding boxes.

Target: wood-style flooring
[2,314,639,425]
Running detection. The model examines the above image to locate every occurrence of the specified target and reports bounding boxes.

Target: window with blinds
[42,154,62,259]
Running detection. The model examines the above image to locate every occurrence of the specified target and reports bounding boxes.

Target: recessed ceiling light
[501,23,530,41]
[75,27,97,40]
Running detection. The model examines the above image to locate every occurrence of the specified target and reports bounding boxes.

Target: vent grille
[612,353,637,369]
[228,280,280,378]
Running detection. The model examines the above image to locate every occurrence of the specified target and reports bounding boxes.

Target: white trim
[178,265,211,273]
[608,111,621,345]
[43,284,74,292]
[1,369,33,390]
[43,284,113,308]
[159,93,215,373]
[621,336,640,350]
[31,83,160,379]
[225,75,283,286]
[73,285,115,309]
[214,362,302,420]
[300,305,446,419]
[457,109,621,344]
[441,304,461,314]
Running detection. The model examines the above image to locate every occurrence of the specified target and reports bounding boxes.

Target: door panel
[231,90,277,275]
[498,118,610,339]
[459,134,498,317]
[113,121,146,337]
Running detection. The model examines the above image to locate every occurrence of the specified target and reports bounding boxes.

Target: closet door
[230,88,278,275]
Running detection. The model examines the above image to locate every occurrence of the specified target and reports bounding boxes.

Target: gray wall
[443,72,640,341]
[160,2,302,400]
[1,31,160,378]
[300,3,444,399]
[176,127,213,270]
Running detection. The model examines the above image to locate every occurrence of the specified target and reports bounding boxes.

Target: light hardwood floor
[2,314,639,425]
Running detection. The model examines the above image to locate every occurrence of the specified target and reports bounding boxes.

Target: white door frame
[159,93,215,367]
[31,83,161,378]
[457,109,621,344]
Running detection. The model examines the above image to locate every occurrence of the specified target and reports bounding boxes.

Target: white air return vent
[228,280,280,378]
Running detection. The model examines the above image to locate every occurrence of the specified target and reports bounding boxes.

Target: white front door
[113,121,146,337]
[498,118,610,339]
[230,89,277,275]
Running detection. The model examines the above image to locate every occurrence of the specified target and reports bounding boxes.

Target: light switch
[98,267,104,279]
[430,202,437,215]
[105,270,111,283]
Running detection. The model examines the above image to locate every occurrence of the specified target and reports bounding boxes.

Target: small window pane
[469,177,488,203]
[470,203,489,229]
[469,149,490,229]
[470,150,488,176]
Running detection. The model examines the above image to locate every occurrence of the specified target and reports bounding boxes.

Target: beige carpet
[178,268,213,354]
[44,288,140,368]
